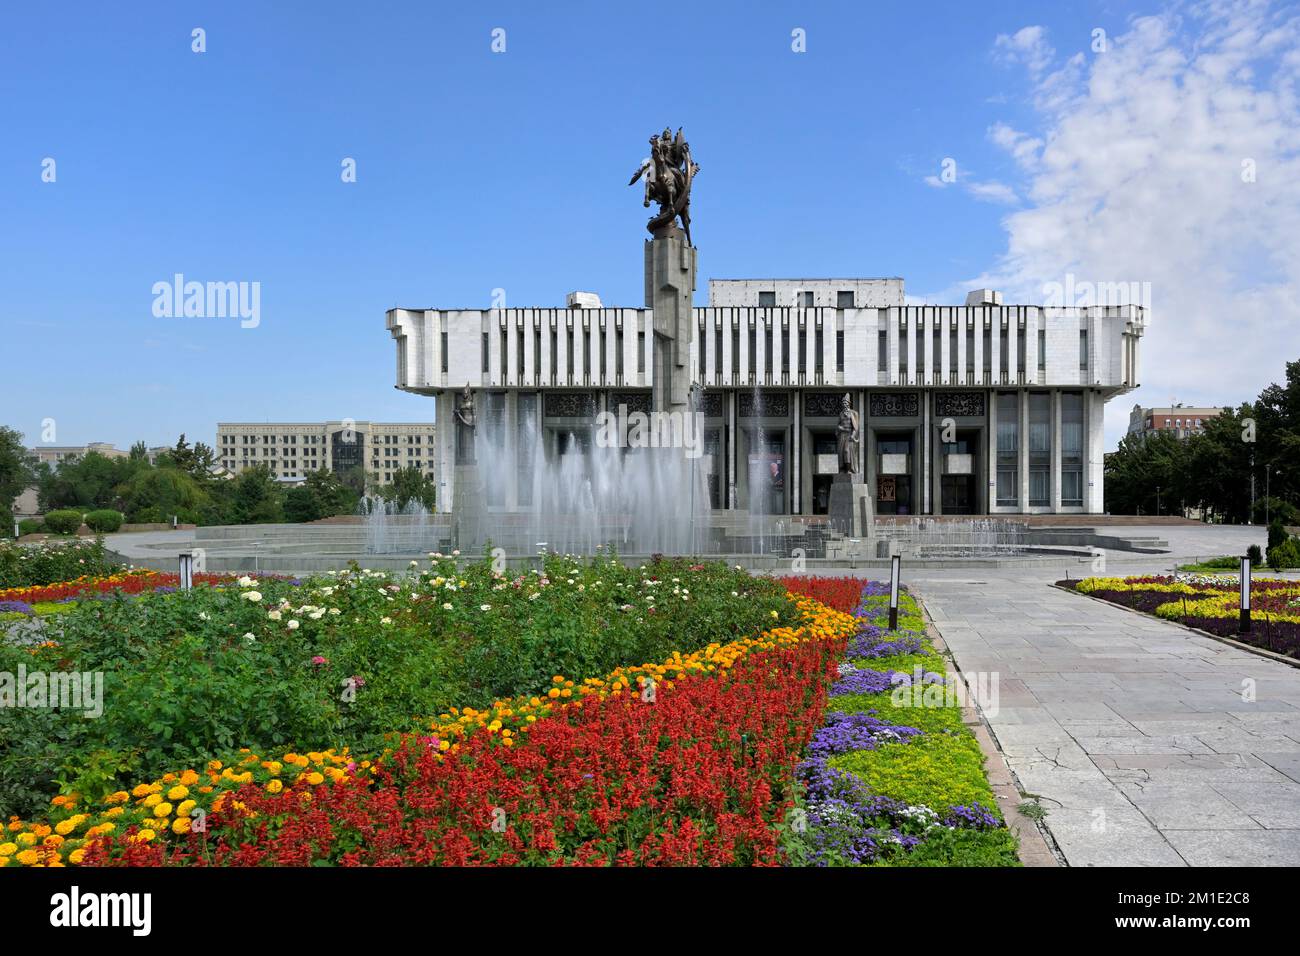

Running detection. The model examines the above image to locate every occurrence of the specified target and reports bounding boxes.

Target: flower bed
[1062,575,1300,658]
[784,583,1018,867]
[776,575,868,614]
[0,538,123,589]
[0,569,237,607]
[3,588,857,867]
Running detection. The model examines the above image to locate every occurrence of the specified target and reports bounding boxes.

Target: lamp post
[178,552,197,591]
[1239,554,1252,633]
[1155,485,1161,517]
[888,553,901,631]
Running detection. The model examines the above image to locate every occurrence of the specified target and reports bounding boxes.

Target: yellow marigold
[171,817,190,835]
[106,791,130,805]
[42,834,64,847]
[207,760,222,771]
[31,824,51,838]
[131,783,152,798]
[0,856,10,868]
[177,800,196,816]
[17,849,39,865]
[0,842,15,855]
[265,779,283,794]
[104,807,125,818]
[167,785,189,801]
[305,772,325,786]
[152,803,173,819]
[143,793,162,808]
[132,829,156,843]
[68,848,86,864]
[54,819,78,836]
[179,770,200,786]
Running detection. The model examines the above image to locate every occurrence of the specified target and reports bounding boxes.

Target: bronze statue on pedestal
[628,127,700,245]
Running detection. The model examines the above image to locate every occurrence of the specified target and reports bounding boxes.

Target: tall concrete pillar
[645,237,697,412]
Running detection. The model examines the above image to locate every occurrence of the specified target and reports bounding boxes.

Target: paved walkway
[913,557,1300,866]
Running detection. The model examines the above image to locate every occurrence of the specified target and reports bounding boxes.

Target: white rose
[241,590,262,602]
[267,610,282,621]
[442,602,453,611]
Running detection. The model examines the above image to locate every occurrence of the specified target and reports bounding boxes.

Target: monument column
[645,235,697,412]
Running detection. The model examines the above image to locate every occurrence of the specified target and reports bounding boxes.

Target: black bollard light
[1239,554,1251,633]
[889,553,901,631]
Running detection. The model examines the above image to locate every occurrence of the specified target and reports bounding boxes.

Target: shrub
[1247,544,1263,567]
[84,509,124,533]
[17,519,43,536]
[1266,537,1300,571]
[43,509,85,535]
[1268,518,1288,552]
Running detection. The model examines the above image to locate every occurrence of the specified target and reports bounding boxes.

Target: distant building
[27,442,129,465]
[215,422,438,488]
[1127,404,1224,440]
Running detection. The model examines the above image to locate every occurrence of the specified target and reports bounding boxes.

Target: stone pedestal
[828,472,873,538]
[645,235,697,412]
[451,463,485,552]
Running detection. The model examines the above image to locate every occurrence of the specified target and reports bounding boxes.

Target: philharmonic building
[386,127,1142,522]
[385,277,1144,518]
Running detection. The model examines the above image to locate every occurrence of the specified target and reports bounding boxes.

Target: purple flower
[830,667,898,697]
[0,600,34,616]
[806,711,922,757]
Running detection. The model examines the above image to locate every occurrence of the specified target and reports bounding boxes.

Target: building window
[996,392,1019,506]
[441,330,449,373]
[1079,329,1089,371]
[836,330,844,373]
[878,330,888,373]
[758,291,775,307]
[1061,392,1084,506]
[637,330,645,374]
[801,291,814,307]
[837,290,854,308]
[814,326,823,375]
[1038,328,1046,371]
[482,332,490,374]
[1029,393,1050,507]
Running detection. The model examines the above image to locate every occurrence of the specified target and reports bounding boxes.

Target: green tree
[36,450,128,512]
[227,464,284,524]
[1104,430,1190,516]
[0,427,35,519]
[379,465,437,511]
[117,466,209,524]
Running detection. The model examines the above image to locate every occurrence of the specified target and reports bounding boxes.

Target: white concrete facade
[387,278,1144,516]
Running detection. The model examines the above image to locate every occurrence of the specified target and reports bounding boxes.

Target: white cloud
[993,25,1055,77]
[987,122,1043,169]
[975,1,1300,447]
[966,180,1020,205]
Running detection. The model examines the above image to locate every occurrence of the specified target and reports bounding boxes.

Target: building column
[1087,390,1105,513]
[792,396,802,514]
[1051,389,1062,512]
[986,390,997,514]
[438,391,455,514]
[727,391,738,509]
[1018,390,1030,513]
[922,393,931,514]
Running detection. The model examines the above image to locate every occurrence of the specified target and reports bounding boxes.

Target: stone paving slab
[914,569,1300,867]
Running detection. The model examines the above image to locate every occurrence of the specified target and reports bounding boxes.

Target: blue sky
[3,0,1297,452]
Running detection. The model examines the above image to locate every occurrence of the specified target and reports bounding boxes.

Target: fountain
[360,494,436,554]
